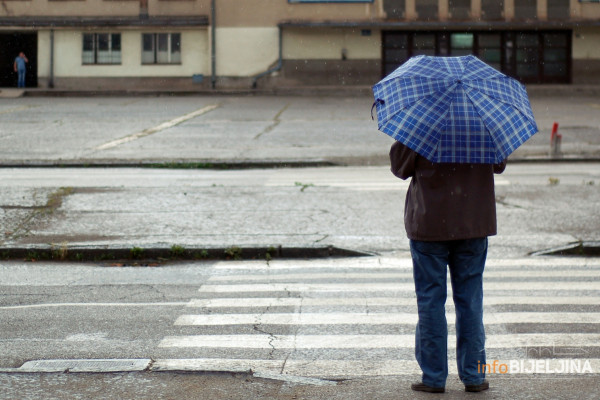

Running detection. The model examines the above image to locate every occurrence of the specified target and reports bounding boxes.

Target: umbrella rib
[463,87,535,162]
[463,78,536,123]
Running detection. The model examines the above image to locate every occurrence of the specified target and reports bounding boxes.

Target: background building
[0,0,599,89]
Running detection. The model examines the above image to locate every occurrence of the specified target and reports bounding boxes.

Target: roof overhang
[279,19,600,30]
[0,16,209,28]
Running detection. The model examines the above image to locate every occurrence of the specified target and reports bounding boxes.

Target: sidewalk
[1,164,599,261]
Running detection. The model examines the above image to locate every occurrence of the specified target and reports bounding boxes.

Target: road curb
[0,157,599,170]
[0,159,338,169]
[0,359,339,386]
[16,84,600,97]
[0,245,372,264]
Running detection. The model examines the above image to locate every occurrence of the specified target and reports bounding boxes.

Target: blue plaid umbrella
[372,55,538,164]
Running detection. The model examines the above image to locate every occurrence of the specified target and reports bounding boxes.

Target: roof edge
[0,16,209,28]
[279,19,600,29]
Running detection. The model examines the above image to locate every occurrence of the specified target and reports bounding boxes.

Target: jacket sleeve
[390,141,417,180]
[493,159,507,174]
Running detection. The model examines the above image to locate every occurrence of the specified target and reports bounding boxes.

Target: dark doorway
[0,33,37,88]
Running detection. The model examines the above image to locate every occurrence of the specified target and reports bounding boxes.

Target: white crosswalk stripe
[160,333,600,349]
[196,281,598,292]
[174,312,600,326]
[187,296,600,308]
[158,257,600,378]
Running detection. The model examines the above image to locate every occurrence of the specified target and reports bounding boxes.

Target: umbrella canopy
[372,55,538,164]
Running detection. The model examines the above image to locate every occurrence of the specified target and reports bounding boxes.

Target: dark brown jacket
[390,141,506,241]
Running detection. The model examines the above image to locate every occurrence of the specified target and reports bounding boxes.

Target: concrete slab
[0,89,25,98]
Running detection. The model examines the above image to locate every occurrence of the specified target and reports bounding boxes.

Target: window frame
[141,33,182,65]
[82,33,122,65]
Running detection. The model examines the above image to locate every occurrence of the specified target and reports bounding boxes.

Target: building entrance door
[0,32,38,88]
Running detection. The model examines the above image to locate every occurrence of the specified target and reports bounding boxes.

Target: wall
[279,27,381,86]
[0,0,139,17]
[283,27,380,60]
[572,27,600,84]
[215,0,381,27]
[148,0,210,16]
[215,27,279,76]
[35,28,208,87]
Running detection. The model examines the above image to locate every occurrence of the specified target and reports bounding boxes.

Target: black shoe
[411,382,445,393]
[465,380,489,392]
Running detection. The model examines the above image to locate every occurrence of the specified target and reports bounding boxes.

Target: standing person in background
[390,140,506,394]
[14,52,28,88]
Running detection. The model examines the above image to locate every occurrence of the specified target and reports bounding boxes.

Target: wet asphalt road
[1,94,599,399]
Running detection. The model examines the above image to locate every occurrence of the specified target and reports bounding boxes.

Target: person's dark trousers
[410,238,488,388]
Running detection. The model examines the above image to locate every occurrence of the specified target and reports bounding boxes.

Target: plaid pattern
[372,55,538,163]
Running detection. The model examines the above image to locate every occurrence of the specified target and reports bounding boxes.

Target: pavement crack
[253,102,290,140]
[314,234,329,243]
[253,305,277,359]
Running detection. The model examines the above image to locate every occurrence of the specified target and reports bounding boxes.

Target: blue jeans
[17,70,26,88]
[410,238,487,388]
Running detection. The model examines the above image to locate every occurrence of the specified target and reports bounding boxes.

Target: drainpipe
[211,0,216,89]
[251,26,282,89]
[49,29,54,88]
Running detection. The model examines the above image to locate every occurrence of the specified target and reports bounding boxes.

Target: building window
[449,0,471,19]
[542,32,569,78]
[416,0,438,20]
[83,33,121,64]
[478,33,502,71]
[450,33,474,56]
[515,33,539,78]
[514,0,537,19]
[481,0,503,20]
[384,0,405,18]
[382,32,408,76]
[142,33,181,64]
[412,33,437,55]
[548,0,570,19]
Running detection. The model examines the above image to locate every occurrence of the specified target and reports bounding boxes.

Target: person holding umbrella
[372,55,538,393]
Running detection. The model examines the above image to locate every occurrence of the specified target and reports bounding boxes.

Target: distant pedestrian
[14,52,28,88]
[390,141,506,393]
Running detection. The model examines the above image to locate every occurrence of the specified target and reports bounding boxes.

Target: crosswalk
[157,256,600,378]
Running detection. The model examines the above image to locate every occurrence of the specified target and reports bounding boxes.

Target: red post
[550,122,561,141]
[550,122,562,158]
